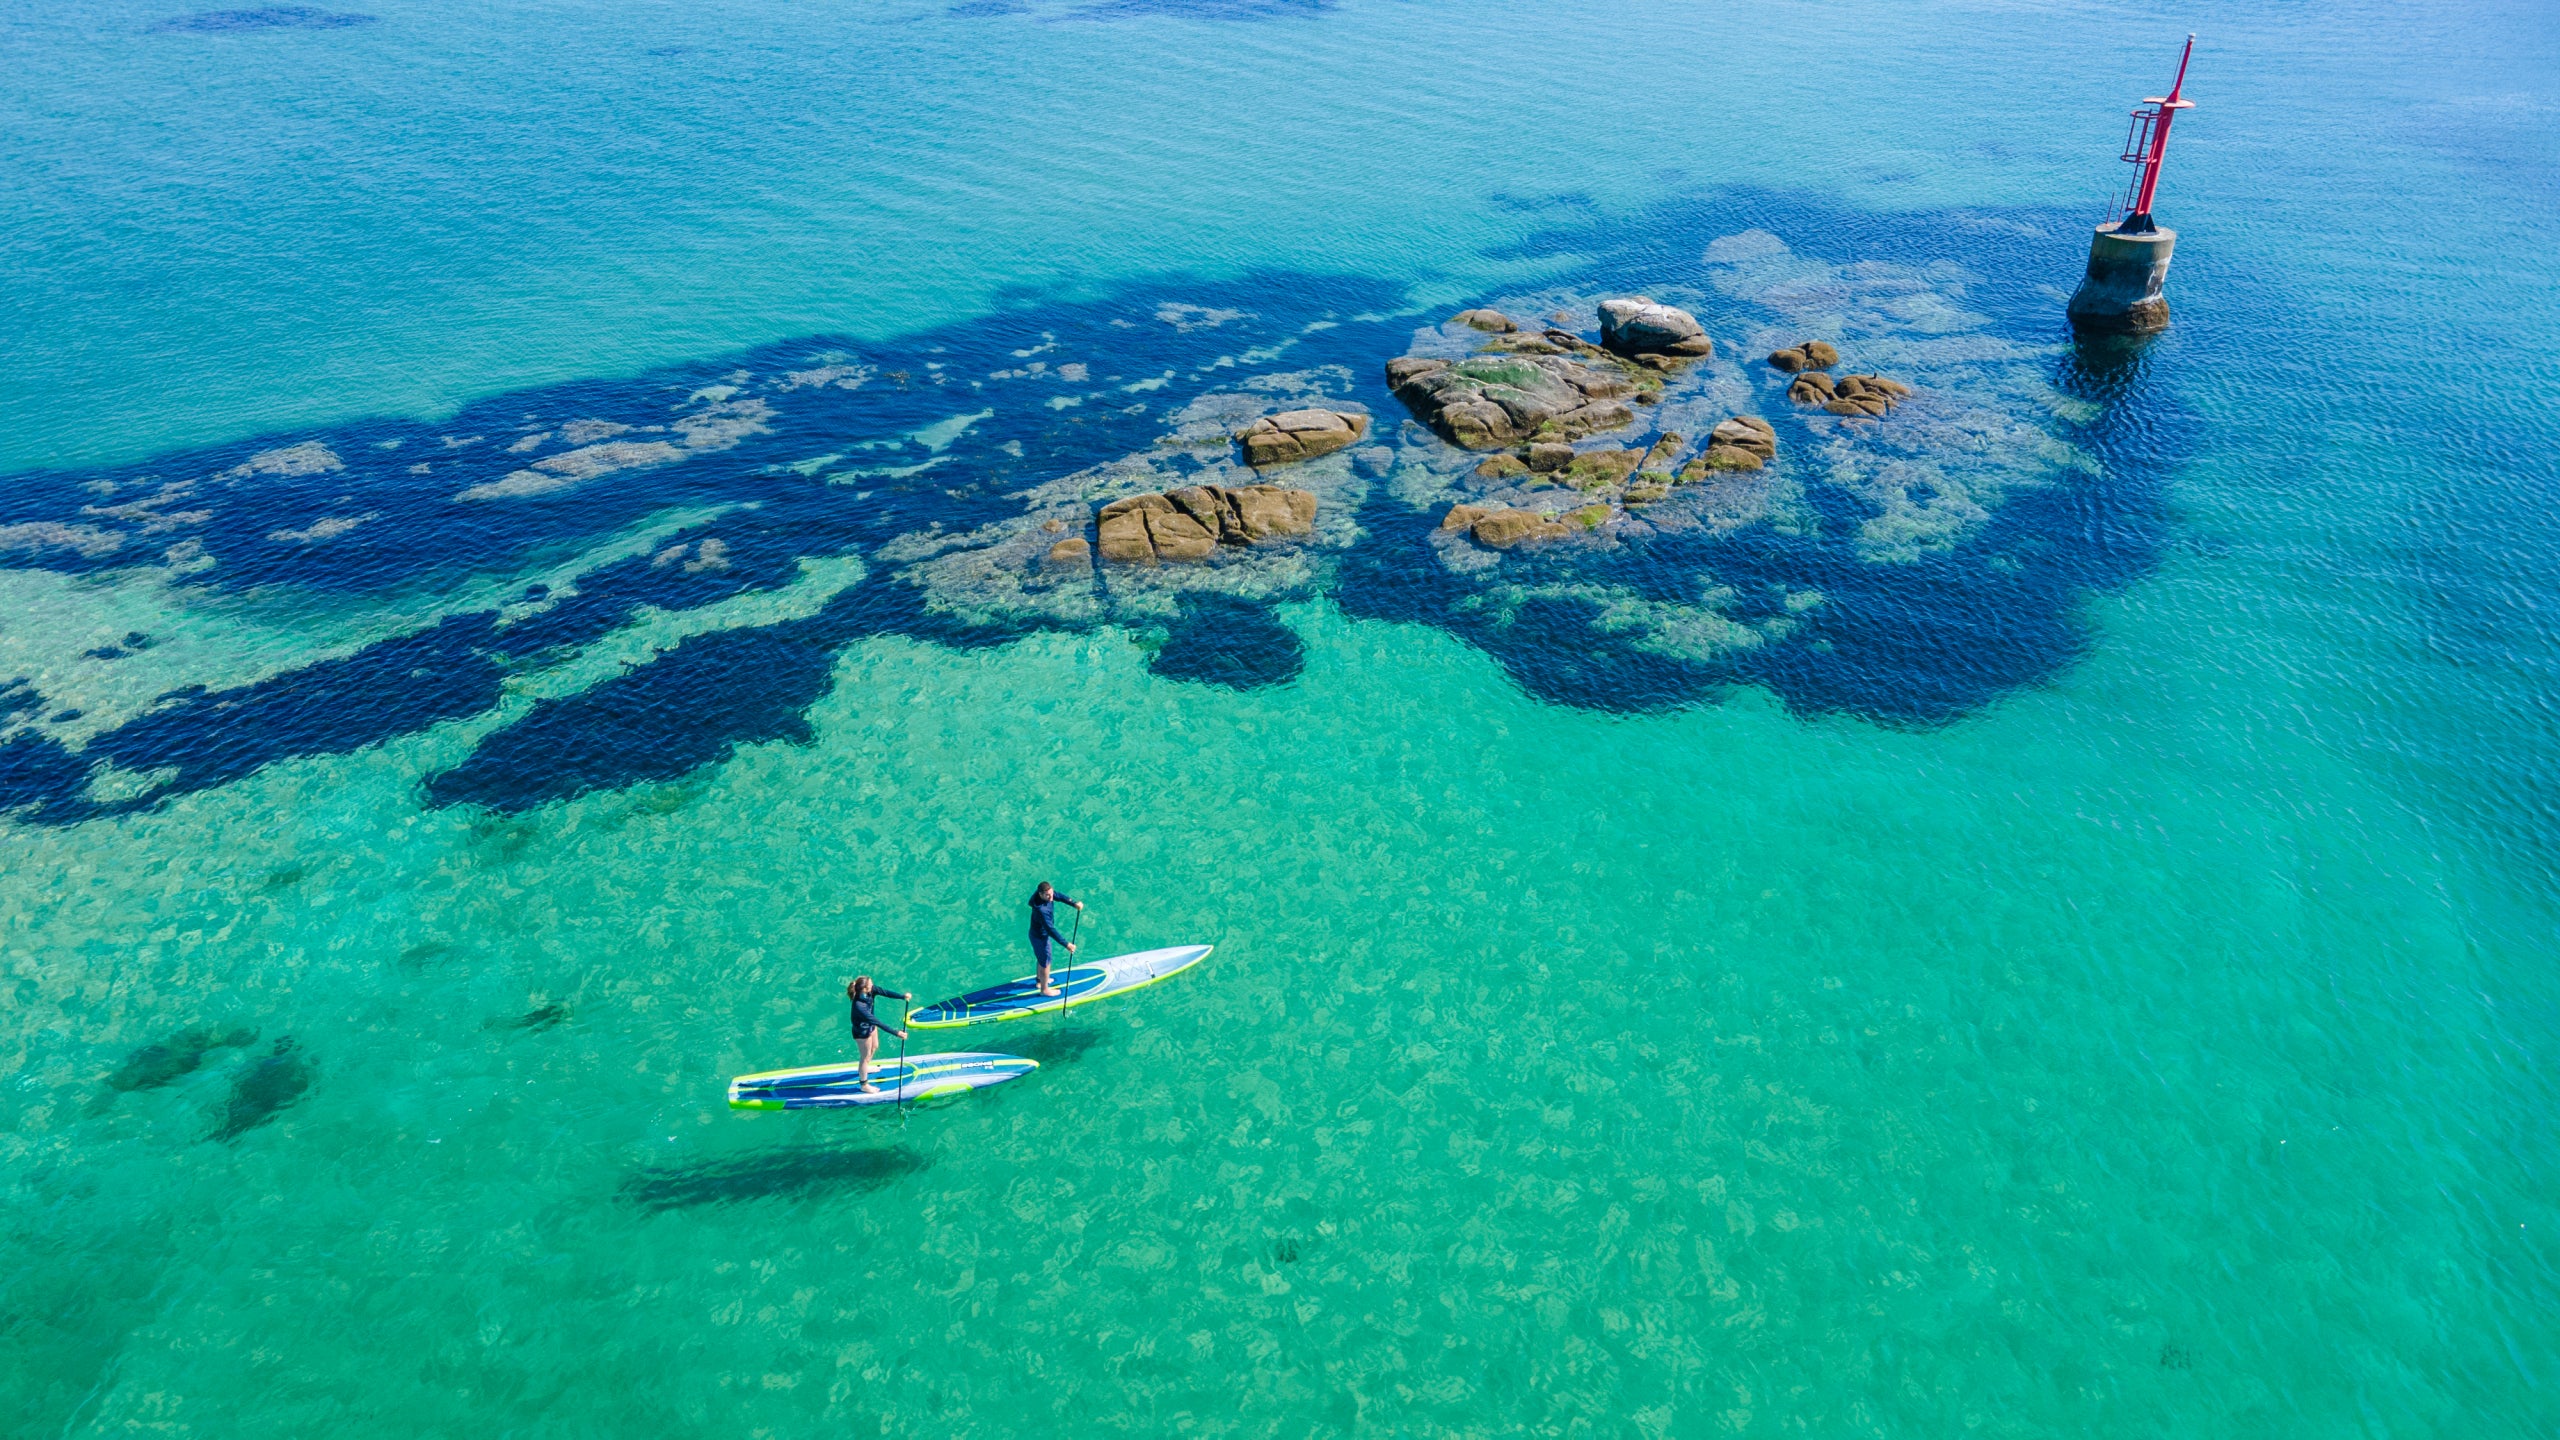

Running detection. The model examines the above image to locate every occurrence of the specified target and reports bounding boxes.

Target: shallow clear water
[5,0,2558,1434]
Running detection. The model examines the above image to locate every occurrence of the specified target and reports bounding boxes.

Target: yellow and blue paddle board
[908,944,1211,1029]
[727,1051,1035,1109]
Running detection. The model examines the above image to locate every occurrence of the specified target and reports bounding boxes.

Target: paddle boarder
[847,976,910,1093]
[1027,881,1084,997]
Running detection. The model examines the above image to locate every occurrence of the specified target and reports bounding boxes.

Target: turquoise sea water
[6,0,2559,1433]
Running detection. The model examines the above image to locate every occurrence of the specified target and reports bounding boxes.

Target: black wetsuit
[849,988,909,1040]
[1028,892,1078,966]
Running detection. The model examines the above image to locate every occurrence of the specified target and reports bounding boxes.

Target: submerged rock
[1238,409,1369,468]
[1044,537,1091,571]
[1598,298,1714,358]
[1451,308,1519,333]
[102,1024,258,1096]
[210,1036,311,1142]
[1386,354,1637,451]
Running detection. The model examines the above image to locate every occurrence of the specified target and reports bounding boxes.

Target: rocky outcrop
[1444,504,1572,550]
[1642,432,1686,471]
[1599,298,1714,358]
[1682,417,1777,478]
[1562,448,1643,490]
[1097,484,1318,566]
[1387,354,1638,451]
[1044,537,1091,571]
[1765,341,1839,374]
[1452,308,1518,333]
[1239,409,1369,467]
[1474,454,1529,481]
[1787,368,1910,417]
[1822,374,1911,417]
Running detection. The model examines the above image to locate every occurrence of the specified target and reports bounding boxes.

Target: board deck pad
[909,944,1212,1029]
[727,1051,1036,1109]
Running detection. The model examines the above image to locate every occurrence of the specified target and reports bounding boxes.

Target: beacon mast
[2068,36,2197,333]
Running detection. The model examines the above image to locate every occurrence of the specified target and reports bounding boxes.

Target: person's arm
[1060,893,1082,910]
[880,989,910,1001]
[1036,911,1069,944]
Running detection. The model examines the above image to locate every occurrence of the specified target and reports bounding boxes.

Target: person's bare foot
[1038,986,1061,997]
[860,1082,880,1093]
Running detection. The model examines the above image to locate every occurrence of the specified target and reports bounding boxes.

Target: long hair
[1029,881,1054,906]
[848,976,872,998]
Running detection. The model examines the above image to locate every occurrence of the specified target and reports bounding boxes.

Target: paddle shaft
[896,998,911,1121]
[1060,906,1081,1018]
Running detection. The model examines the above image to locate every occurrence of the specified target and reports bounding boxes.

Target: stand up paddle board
[908,944,1212,1029]
[727,1052,1035,1109]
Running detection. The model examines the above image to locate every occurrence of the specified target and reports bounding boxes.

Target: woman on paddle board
[847,976,910,1093]
[1027,881,1084,997]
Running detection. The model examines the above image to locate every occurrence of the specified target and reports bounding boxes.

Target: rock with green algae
[1386,353,1637,451]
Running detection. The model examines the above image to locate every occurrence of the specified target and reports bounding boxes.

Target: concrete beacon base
[2066,223,2176,334]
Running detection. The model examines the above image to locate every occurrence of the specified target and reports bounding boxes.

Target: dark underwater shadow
[987,1025,1111,1067]
[619,1143,933,1212]
[1146,592,1305,690]
[151,7,377,32]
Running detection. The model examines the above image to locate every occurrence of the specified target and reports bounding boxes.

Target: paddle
[895,996,911,1124]
[1059,903,1082,1019]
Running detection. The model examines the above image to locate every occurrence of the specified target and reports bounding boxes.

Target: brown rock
[1474,454,1530,481]
[1098,509,1156,566]
[1564,449,1642,489]
[1144,507,1217,562]
[1167,484,1232,536]
[1642,432,1685,470]
[1821,399,1873,418]
[1801,341,1840,369]
[1281,488,1317,530]
[1044,537,1090,571]
[1565,504,1613,529]
[1787,373,1836,406]
[1709,416,1777,460]
[1548,400,1637,438]
[1042,518,1065,533]
[1766,347,1808,374]
[1442,503,1492,532]
[1386,356,1449,388]
[1452,308,1518,333]
[1099,493,1175,522]
[1231,484,1316,540]
[1239,409,1368,467]
[1623,479,1670,505]
[1471,509,1555,549]
[1387,351,1640,450]
[1526,441,1575,473]
[1702,445,1765,472]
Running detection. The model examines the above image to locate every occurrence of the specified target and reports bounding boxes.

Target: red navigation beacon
[2112,35,2197,233]
[2067,35,2199,334]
